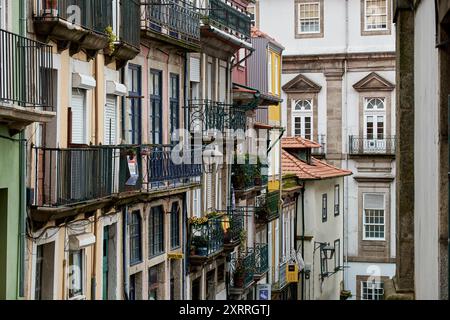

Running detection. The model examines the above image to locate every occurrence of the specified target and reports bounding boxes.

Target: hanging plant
[188,216,208,226]
[104,26,116,56]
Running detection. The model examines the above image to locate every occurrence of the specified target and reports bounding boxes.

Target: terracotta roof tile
[251,27,284,49]
[282,150,352,180]
[282,137,321,149]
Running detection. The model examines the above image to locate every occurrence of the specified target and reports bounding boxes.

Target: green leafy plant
[104,26,116,56]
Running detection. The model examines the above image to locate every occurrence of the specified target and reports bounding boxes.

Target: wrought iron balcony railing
[224,207,245,246]
[206,0,252,41]
[34,0,112,35]
[254,243,269,276]
[348,136,396,155]
[0,29,54,110]
[272,260,287,290]
[185,99,247,137]
[33,145,202,207]
[231,155,257,191]
[230,249,255,289]
[119,0,140,49]
[255,190,280,223]
[141,0,201,45]
[189,214,224,258]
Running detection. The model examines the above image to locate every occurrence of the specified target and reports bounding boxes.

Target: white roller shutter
[206,173,213,211]
[190,57,200,83]
[104,95,117,145]
[71,89,86,145]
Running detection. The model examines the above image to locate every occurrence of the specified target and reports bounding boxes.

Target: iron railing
[141,0,201,44]
[33,145,202,207]
[231,155,258,191]
[189,215,224,257]
[349,136,396,155]
[254,243,269,275]
[224,207,245,244]
[120,0,140,48]
[206,0,252,40]
[312,134,326,156]
[34,0,112,34]
[0,29,54,110]
[230,249,255,289]
[255,190,280,223]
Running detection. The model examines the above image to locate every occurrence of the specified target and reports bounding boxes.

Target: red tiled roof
[282,137,321,149]
[251,27,284,49]
[282,150,352,180]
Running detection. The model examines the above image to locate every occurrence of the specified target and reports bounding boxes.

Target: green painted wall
[0,125,20,299]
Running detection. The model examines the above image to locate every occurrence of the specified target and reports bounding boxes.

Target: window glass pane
[69,250,83,297]
[365,0,387,30]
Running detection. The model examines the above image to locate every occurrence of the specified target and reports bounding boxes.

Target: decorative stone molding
[353,72,395,92]
[282,74,322,93]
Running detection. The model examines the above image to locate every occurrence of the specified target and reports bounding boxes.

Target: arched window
[292,99,313,140]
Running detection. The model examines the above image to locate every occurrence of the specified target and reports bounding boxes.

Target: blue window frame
[149,205,165,257]
[125,64,142,144]
[170,202,180,249]
[169,73,180,140]
[150,69,163,144]
[129,211,142,265]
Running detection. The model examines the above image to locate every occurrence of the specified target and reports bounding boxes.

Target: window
[273,54,279,95]
[334,185,340,216]
[219,64,227,103]
[129,211,142,265]
[364,0,388,31]
[298,2,320,33]
[363,193,385,240]
[364,98,385,144]
[68,250,84,299]
[361,280,384,300]
[334,239,341,271]
[267,52,272,93]
[169,73,179,139]
[170,202,180,249]
[35,242,55,300]
[125,64,142,144]
[148,265,159,300]
[292,99,313,140]
[70,89,87,145]
[150,69,162,144]
[149,205,165,257]
[104,95,117,145]
[322,194,327,222]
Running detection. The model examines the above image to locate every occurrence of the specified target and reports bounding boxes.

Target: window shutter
[104,95,117,145]
[206,173,213,211]
[71,89,86,145]
[364,194,384,209]
[190,57,200,83]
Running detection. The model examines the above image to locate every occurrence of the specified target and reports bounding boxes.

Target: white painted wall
[258,0,395,56]
[413,0,440,300]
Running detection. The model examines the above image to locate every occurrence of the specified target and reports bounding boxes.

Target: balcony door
[292,99,313,140]
[125,64,142,145]
[104,95,117,145]
[150,69,163,145]
[70,89,87,145]
[364,98,386,153]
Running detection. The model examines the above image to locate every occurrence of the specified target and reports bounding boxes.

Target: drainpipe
[183,52,189,300]
[17,0,27,299]
[182,192,187,300]
[300,186,305,300]
[123,206,129,300]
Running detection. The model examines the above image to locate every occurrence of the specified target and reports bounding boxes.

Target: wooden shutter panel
[104,95,117,145]
[71,89,86,145]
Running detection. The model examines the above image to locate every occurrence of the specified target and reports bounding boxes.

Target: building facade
[255,0,397,300]
[388,0,448,300]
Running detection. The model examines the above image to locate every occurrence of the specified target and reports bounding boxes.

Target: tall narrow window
[298,2,320,33]
[363,193,385,240]
[334,239,341,271]
[150,69,163,144]
[364,98,386,152]
[149,205,165,257]
[292,99,313,140]
[70,89,87,145]
[170,202,180,249]
[322,194,327,222]
[267,52,272,93]
[129,211,142,265]
[68,250,84,299]
[34,242,55,300]
[125,64,142,144]
[364,0,388,31]
[334,185,340,216]
[361,280,384,300]
[104,95,117,145]
[148,265,160,300]
[170,73,180,139]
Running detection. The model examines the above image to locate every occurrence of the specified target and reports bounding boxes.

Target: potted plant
[254,157,262,186]
[192,236,208,256]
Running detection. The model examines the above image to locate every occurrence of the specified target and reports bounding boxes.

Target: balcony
[188,214,224,265]
[0,29,55,133]
[255,190,280,224]
[223,208,245,252]
[141,0,201,51]
[230,249,255,291]
[107,0,141,64]
[32,145,202,208]
[204,0,252,42]
[254,243,269,278]
[33,0,112,55]
[312,134,326,158]
[231,155,258,192]
[348,136,396,156]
